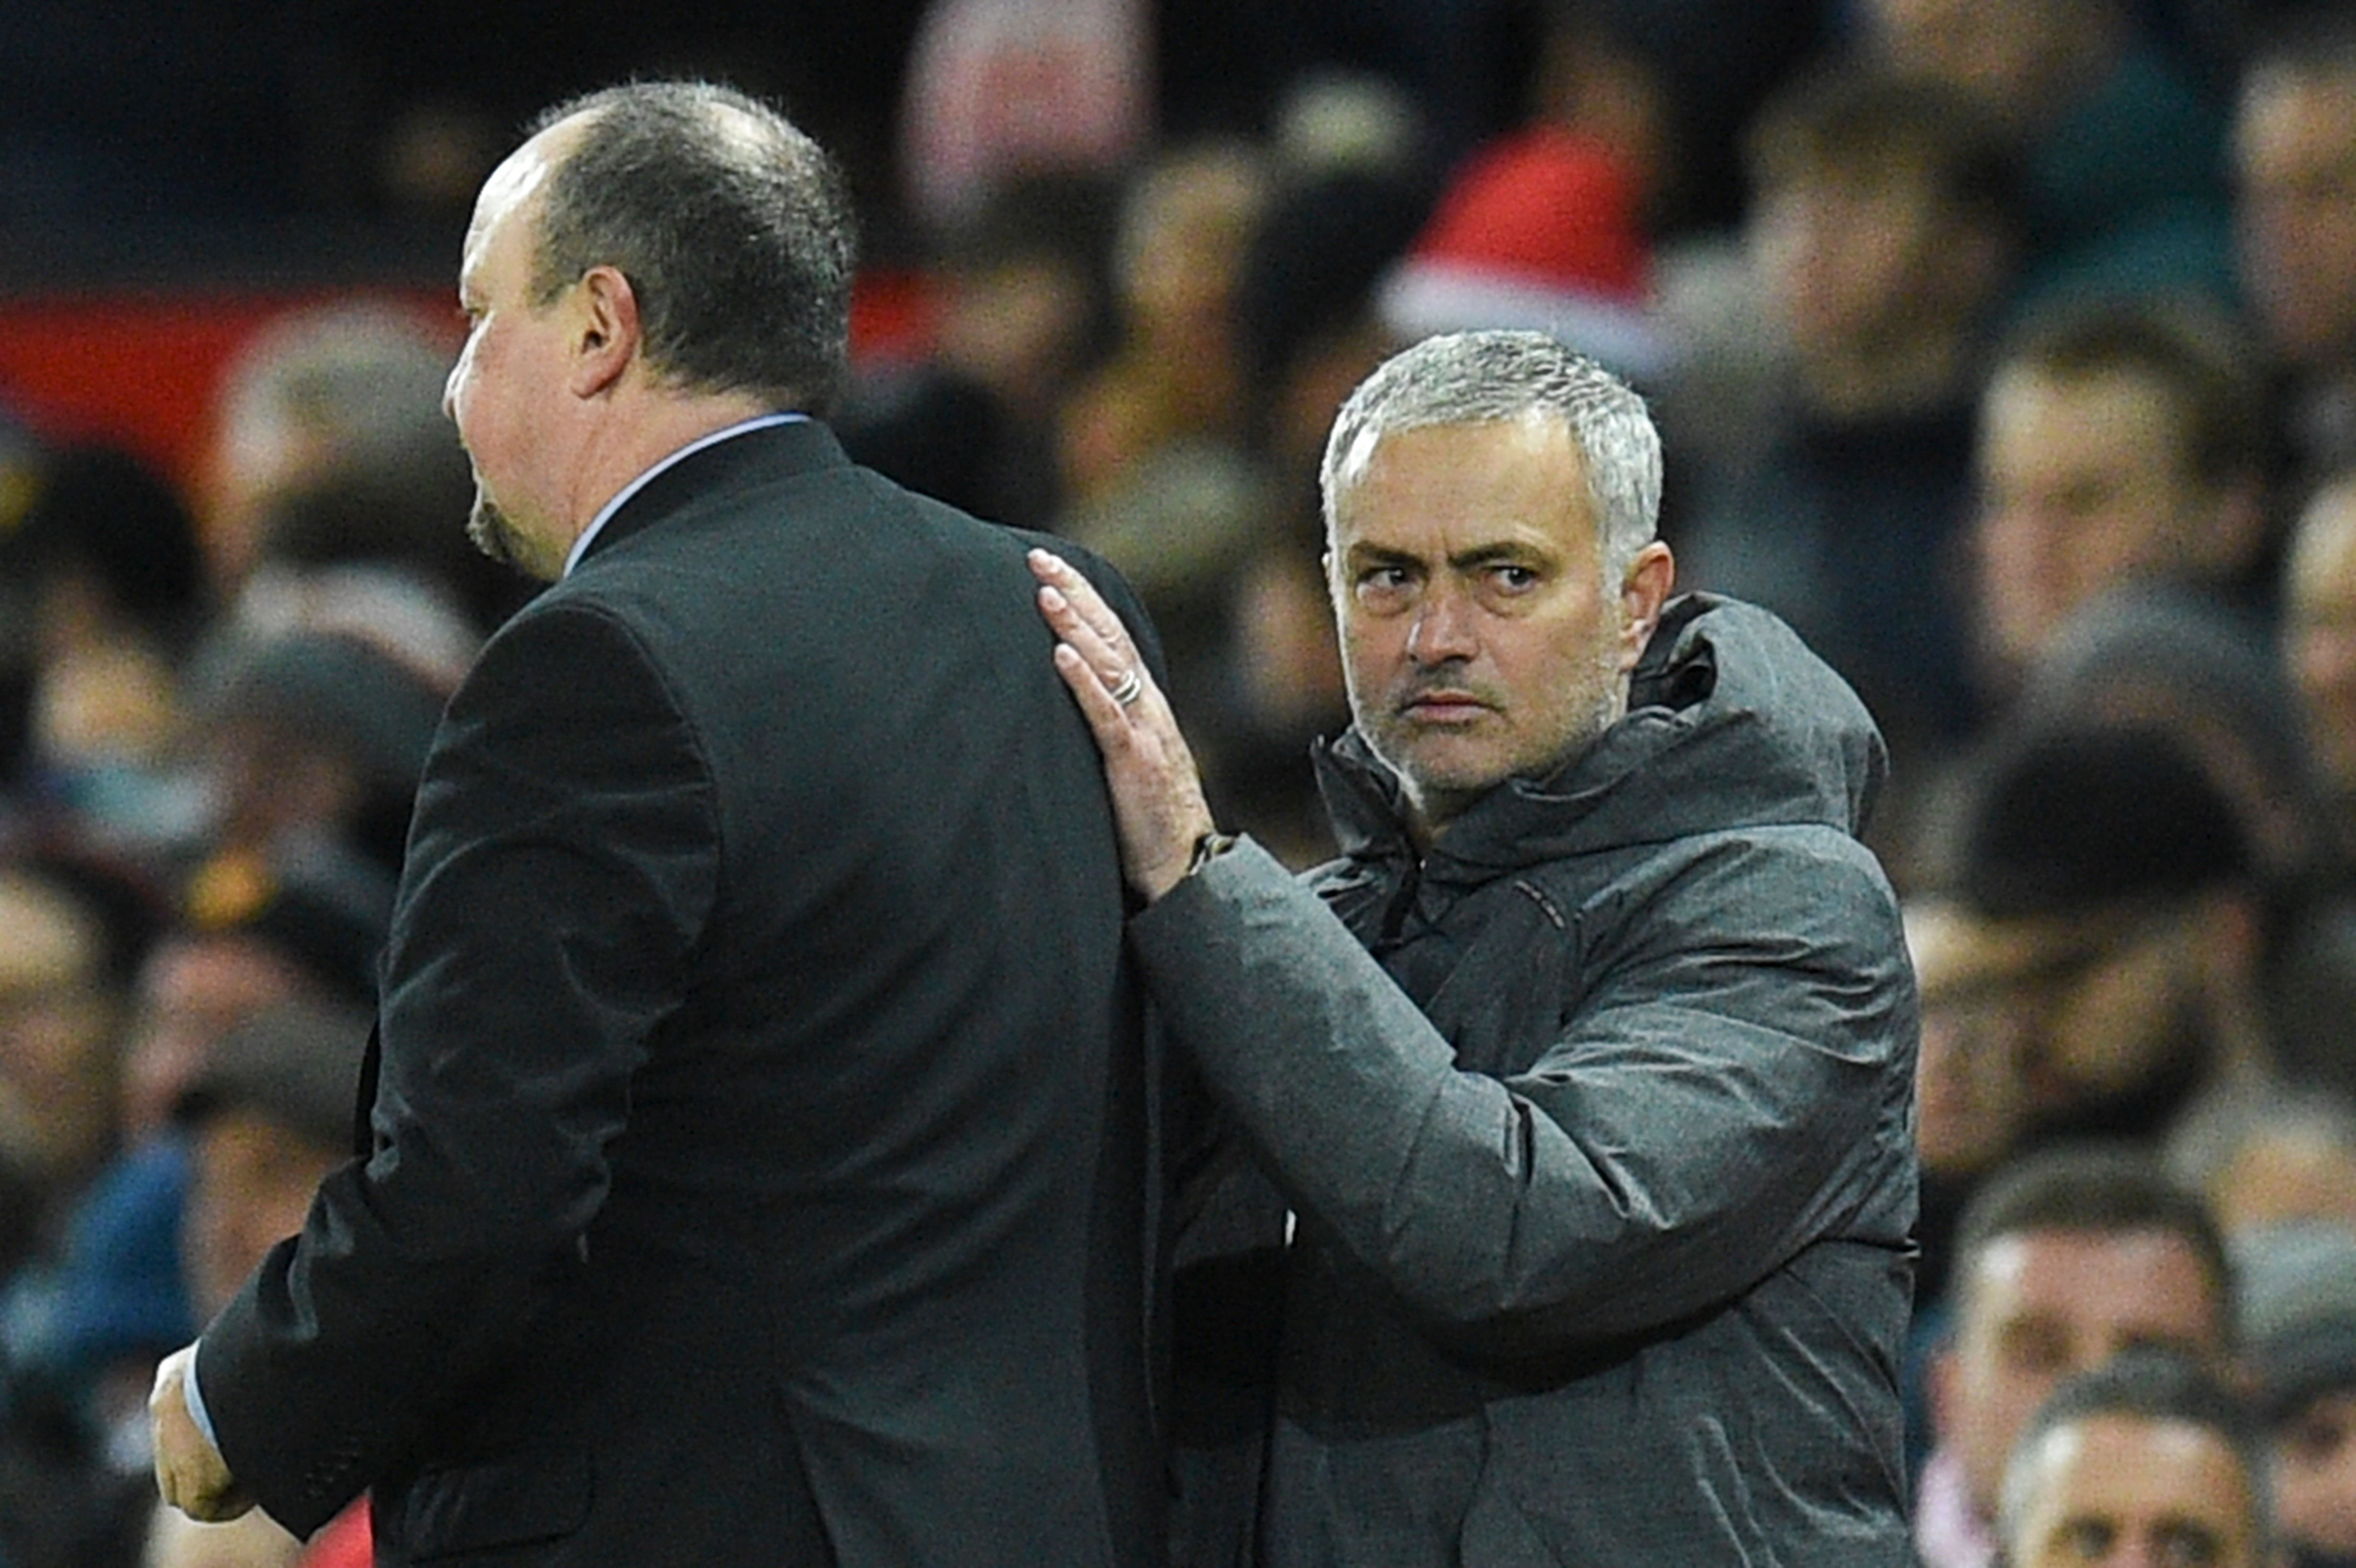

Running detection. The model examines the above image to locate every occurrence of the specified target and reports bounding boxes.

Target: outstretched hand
[1030,549,1219,904]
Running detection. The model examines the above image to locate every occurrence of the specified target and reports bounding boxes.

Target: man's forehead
[480,140,557,219]
[1988,361,2176,435]
[1974,1229,2214,1310]
[2242,60,2356,139]
[1909,901,2074,990]
[1336,410,1569,483]
[2017,1412,2252,1535]
[466,120,581,258]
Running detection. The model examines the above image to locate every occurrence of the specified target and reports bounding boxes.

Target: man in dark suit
[149,80,1164,1565]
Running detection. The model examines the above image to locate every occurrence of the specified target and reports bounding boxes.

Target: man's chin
[468,497,559,582]
[1371,714,1613,817]
[1371,733,1513,806]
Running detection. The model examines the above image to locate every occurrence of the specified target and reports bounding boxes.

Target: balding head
[521,82,858,413]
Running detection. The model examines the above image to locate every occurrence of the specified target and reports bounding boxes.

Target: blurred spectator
[198,299,513,639]
[2,447,209,850]
[1057,139,1270,513]
[1235,124,1437,486]
[1969,297,2273,700]
[2010,585,2327,881]
[1673,66,2021,774]
[896,0,1149,232]
[1853,0,2236,315]
[0,851,158,1568]
[140,999,371,1568]
[1990,583,2356,1107]
[1527,0,1832,242]
[1376,123,1664,385]
[836,171,1119,532]
[2235,6,2356,490]
[2284,467,2356,854]
[201,302,455,598]
[2261,466,2356,1108]
[172,999,365,1339]
[0,840,386,1568]
[242,464,509,656]
[1057,436,1272,756]
[2238,1223,2356,1568]
[1522,2,1672,230]
[1054,138,1276,765]
[1263,68,1432,191]
[184,627,452,881]
[1916,1143,2235,1568]
[2169,1083,2356,1240]
[0,863,136,1232]
[1362,0,1678,383]
[1996,1346,2275,1568]
[1912,725,2274,1169]
[127,839,390,1146]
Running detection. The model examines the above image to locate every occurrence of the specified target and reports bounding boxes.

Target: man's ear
[569,264,640,398]
[1616,541,1676,671]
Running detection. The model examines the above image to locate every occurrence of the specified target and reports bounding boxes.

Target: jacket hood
[1317,595,1887,878]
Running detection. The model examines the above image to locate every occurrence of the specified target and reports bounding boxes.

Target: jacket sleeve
[194,599,719,1536]
[1126,833,1915,1354]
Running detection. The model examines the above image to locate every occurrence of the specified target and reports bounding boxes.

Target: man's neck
[560,388,786,549]
[561,405,802,578]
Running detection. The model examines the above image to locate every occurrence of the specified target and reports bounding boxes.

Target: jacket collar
[574,417,851,568]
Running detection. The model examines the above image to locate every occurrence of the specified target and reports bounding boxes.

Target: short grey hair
[1319,329,1662,584]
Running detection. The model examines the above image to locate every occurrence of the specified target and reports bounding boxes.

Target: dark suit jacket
[196,420,1165,1565]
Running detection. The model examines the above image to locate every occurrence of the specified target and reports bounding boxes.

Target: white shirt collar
[562,412,809,578]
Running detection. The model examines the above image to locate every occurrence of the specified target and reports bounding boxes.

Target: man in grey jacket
[1032,328,1918,1564]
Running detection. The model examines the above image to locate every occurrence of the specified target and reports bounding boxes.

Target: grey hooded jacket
[1136,595,1920,1565]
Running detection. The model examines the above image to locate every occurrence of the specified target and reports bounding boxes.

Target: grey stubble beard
[467,490,553,581]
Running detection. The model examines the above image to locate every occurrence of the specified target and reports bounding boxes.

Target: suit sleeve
[195,599,719,1536]
[1127,833,1914,1355]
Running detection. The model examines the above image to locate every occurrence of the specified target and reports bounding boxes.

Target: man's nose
[1406,585,1478,665]
[442,357,463,424]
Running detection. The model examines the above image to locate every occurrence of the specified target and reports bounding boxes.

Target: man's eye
[2059,1519,2116,1559]
[1492,565,1539,591]
[2153,1523,2224,1568]
[1997,1322,2072,1377]
[2285,1405,2353,1463]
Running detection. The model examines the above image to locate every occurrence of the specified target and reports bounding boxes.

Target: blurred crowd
[5,0,2356,1564]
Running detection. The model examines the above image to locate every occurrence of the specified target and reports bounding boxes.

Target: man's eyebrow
[1449,541,1549,569]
